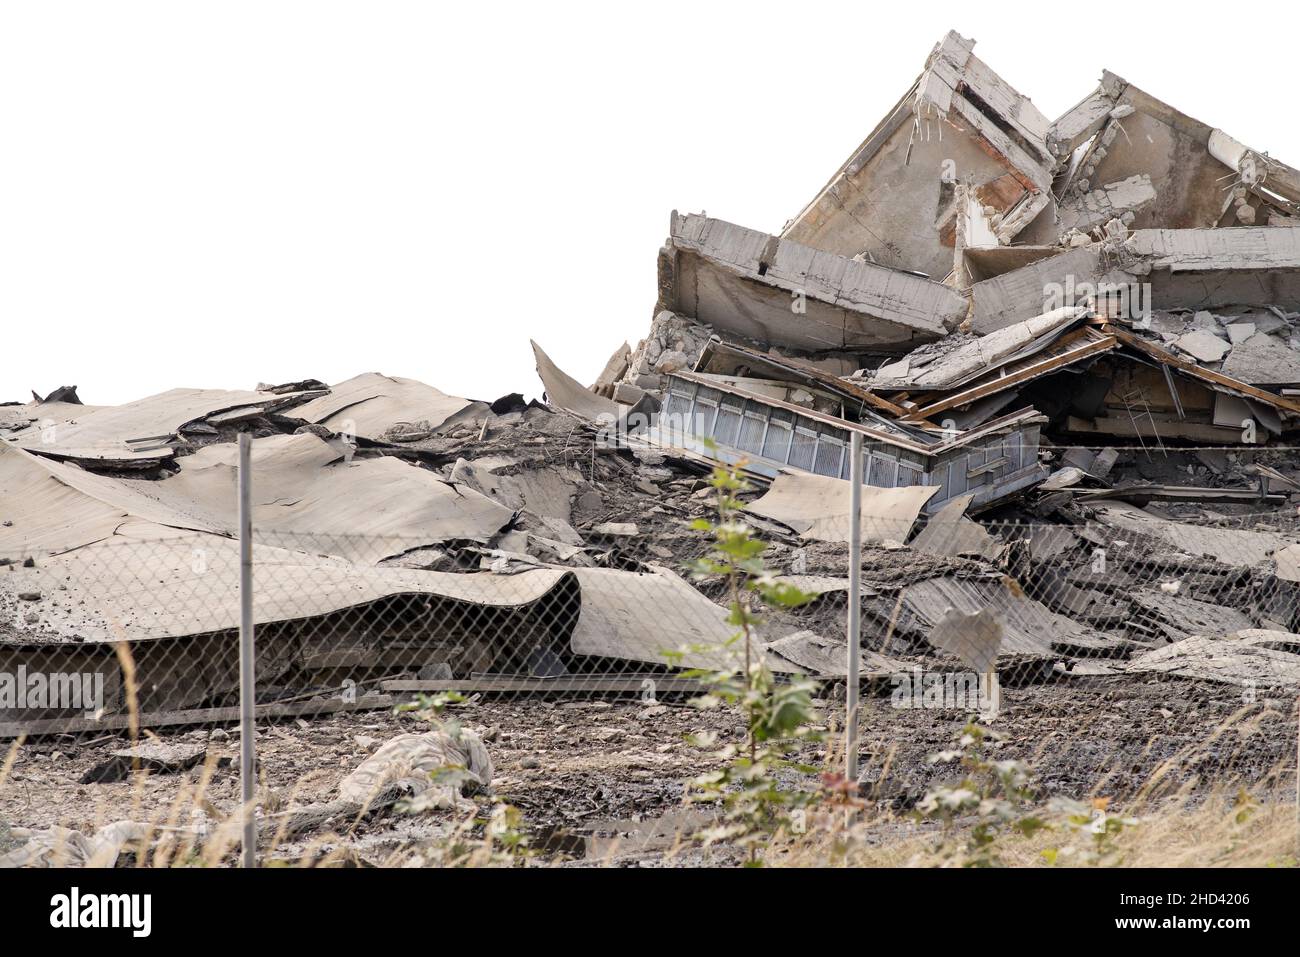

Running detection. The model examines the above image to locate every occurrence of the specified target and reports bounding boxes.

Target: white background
[3,2,1296,406]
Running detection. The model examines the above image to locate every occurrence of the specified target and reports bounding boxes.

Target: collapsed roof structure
[6,30,1300,735]
[561,30,1300,506]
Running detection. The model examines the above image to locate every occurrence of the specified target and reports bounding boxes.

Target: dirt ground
[2,672,1294,865]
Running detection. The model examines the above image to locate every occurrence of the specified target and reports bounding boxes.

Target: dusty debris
[81,740,209,784]
[10,28,1300,861]
[336,727,492,812]
[0,820,152,868]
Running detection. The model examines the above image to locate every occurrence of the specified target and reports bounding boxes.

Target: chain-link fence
[3,457,1300,867]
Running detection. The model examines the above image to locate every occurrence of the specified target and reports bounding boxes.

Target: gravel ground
[2,673,1294,865]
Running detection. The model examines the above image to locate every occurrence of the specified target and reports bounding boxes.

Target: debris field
[4,31,1300,864]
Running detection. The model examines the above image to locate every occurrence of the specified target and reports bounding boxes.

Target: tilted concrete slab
[1126,227,1300,312]
[1033,72,1300,240]
[779,31,1054,278]
[659,213,968,355]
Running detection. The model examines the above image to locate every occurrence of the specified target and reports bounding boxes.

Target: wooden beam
[0,695,394,740]
[905,334,1118,421]
[380,676,707,695]
[1105,326,1300,416]
[1065,414,1251,444]
[1074,486,1283,505]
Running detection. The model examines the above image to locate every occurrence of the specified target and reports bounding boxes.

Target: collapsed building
[5,30,1300,735]
[575,31,1300,503]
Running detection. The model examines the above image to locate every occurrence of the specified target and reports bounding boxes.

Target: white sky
[3,2,1297,406]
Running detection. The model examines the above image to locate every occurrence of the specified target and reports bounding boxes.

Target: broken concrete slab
[968,246,1105,334]
[1221,331,1300,385]
[1054,175,1157,237]
[590,342,632,398]
[660,213,967,353]
[1226,322,1256,345]
[1172,330,1230,363]
[868,307,1088,391]
[781,31,1054,278]
[1041,72,1298,235]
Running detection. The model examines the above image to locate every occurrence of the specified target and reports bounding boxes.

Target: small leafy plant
[915,721,1046,867]
[672,444,822,865]
[917,721,1141,867]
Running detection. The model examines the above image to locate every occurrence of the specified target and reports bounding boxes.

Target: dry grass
[770,782,1298,868]
[3,699,1297,868]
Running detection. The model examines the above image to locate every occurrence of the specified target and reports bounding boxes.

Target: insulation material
[337,729,493,809]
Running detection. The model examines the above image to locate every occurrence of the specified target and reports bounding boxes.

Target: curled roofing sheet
[747,473,938,544]
[6,433,515,565]
[531,340,620,422]
[6,387,321,465]
[899,576,1123,657]
[1125,634,1300,688]
[0,527,575,645]
[0,441,135,555]
[288,373,488,440]
[565,565,793,673]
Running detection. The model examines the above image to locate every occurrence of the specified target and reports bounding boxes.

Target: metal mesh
[3,478,1299,866]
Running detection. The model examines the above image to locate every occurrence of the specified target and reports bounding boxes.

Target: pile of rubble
[534,32,1300,689]
[6,30,1300,738]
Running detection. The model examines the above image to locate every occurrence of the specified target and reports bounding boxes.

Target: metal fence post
[238,433,257,867]
[846,432,863,783]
